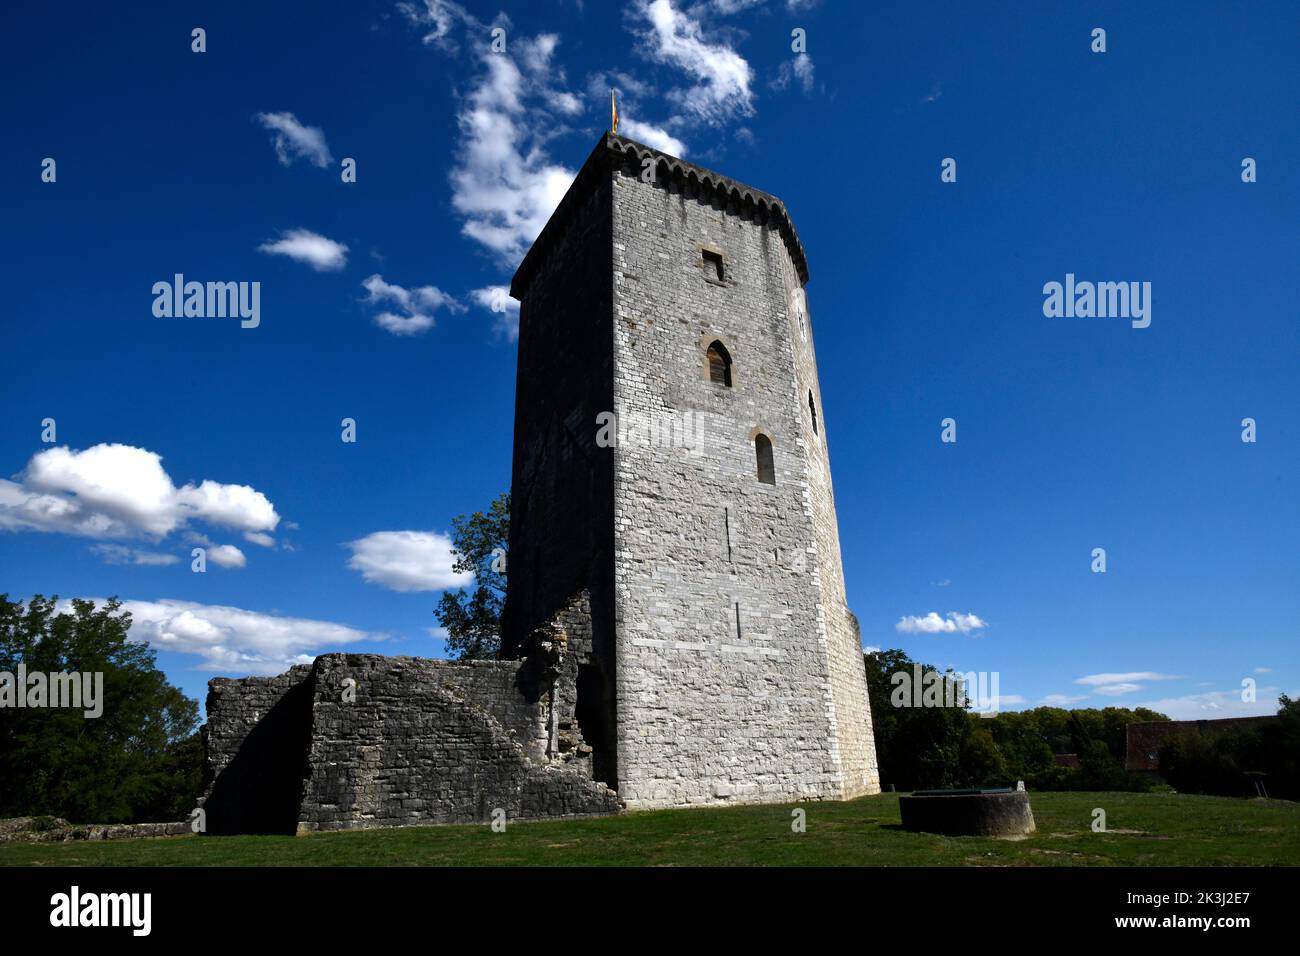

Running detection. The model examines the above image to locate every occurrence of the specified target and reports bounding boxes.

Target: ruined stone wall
[201,653,621,835]
[607,149,873,807]
[201,665,314,834]
[296,655,618,831]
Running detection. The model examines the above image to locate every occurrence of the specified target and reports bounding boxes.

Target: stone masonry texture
[201,653,619,834]
[201,134,878,833]
[507,134,880,808]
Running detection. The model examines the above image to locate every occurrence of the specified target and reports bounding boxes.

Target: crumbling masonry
[201,134,879,833]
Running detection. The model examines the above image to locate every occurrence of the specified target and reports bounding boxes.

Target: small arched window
[755,434,775,485]
[706,340,732,387]
[808,391,818,435]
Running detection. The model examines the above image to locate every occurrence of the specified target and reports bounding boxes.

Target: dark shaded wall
[201,665,314,835]
[503,154,617,786]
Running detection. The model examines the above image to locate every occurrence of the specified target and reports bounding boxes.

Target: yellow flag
[611,89,618,134]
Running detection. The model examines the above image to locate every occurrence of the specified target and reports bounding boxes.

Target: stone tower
[503,133,879,808]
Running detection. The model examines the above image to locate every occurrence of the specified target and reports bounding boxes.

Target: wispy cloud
[448,44,580,261]
[1073,671,1181,696]
[772,53,814,94]
[619,116,688,155]
[362,273,463,335]
[632,0,755,126]
[398,0,500,53]
[1133,686,1287,721]
[258,228,349,271]
[255,112,334,168]
[90,544,180,567]
[469,285,520,340]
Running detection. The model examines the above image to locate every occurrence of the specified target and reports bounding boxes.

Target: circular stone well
[898,788,1036,837]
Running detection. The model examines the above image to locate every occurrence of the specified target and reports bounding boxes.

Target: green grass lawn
[2,791,1297,866]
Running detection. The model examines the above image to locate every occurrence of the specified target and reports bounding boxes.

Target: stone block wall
[201,651,620,835]
[502,133,881,808]
[503,150,620,786]
[202,665,314,835]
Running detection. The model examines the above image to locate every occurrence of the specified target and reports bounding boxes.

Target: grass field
[2,791,1297,866]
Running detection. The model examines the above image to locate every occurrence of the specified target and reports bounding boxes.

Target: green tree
[1160,696,1300,801]
[434,492,510,660]
[863,649,973,790]
[958,725,1010,787]
[0,595,201,823]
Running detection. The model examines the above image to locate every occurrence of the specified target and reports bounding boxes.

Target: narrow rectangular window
[702,249,724,281]
[724,507,733,562]
[734,602,742,640]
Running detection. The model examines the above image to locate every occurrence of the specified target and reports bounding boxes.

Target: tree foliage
[1160,696,1300,800]
[864,648,1164,792]
[434,492,509,660]
[0,594,202,822]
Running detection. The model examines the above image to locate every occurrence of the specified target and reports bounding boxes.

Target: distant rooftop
[1125,715,1279,771]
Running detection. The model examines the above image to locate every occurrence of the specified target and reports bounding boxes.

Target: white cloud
[90,544,180,567]
[772,53,814,94]
[346,530,475,592]
[206,544,247,569]
[399,10,586,265]
[67,598,380,675]
[361,273,463,336]
[244,531,275,547]
[1073,671,1181,696]
[1255,667,1273,674]
[258,228,349,271]
[255,112,334,168]
[895,611,987,635]
[469,285,520,340]
[0,444,279,543]
[634,0,755,126]
[1073,671,1181,698]
[374,312,434,336]
[449,52,578,261]
[714,0,766,11]
[175,481,280,532]
[362,274,460,314]
[619,117,688,155]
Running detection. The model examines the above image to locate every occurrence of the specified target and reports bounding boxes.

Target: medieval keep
[200,134,879,833]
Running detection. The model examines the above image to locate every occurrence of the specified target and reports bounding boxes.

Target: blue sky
[1,0,1296,720]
